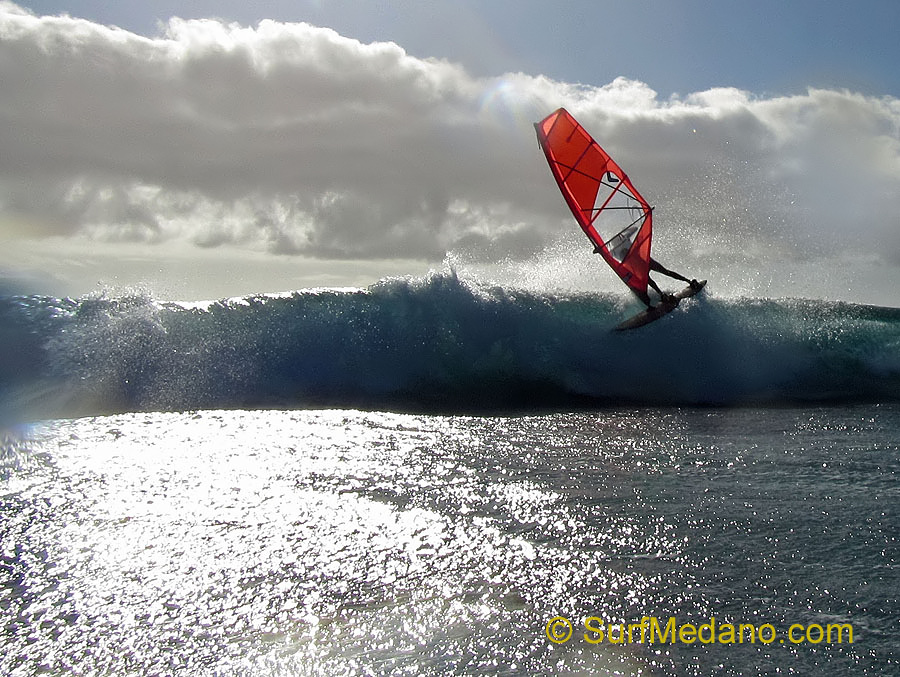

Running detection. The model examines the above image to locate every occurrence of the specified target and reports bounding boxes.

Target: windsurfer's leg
[644,277,664,306]
[649,258,691,283]
[650,258,702,288]
[633,277,658,307]
[648,274,677,305]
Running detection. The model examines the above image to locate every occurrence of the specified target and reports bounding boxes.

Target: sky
[3,0,900,303]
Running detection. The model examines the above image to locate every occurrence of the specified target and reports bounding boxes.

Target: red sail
[535,108,652,296]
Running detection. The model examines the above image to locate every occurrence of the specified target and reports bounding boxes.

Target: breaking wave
[3,271,900,421]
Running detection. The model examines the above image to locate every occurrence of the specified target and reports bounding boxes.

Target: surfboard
[615,280,707,331]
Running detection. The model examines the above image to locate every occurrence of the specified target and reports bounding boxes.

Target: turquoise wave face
[2,272,900,420]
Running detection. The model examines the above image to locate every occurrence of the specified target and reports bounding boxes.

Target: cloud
[2,3,900,275]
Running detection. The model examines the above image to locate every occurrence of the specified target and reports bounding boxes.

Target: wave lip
[2,273,900,419]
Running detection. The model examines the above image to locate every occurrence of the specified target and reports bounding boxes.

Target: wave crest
[2,272,900,420]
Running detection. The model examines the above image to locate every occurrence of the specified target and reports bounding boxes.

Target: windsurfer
[534,108,706,319]
[639,258,702,307]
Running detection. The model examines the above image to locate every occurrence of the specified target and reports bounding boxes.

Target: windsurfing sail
[534,108,652,297]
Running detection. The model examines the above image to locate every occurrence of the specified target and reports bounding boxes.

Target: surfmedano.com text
[544,616,853,645]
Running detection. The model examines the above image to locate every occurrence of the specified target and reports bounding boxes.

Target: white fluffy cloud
[3,2,900,277]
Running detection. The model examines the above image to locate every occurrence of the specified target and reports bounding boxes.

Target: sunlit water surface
[2,406,898,675]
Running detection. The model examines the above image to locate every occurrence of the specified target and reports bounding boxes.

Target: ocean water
[2,273,900,675]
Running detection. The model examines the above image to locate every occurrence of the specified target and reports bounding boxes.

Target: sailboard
[614,279,706,331]
[534,108,652,297]
[535,108,701,329]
